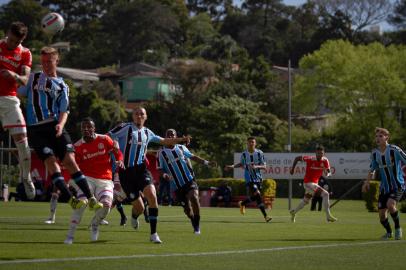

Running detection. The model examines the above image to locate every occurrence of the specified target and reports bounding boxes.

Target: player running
[225,137,272,222]
[158,129,217,234]
[0,22,35,199]
[362,127,405,240]
[64,117,124,244]
[289,145,337,223]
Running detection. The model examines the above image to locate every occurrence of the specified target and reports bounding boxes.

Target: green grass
[0,199,404,270]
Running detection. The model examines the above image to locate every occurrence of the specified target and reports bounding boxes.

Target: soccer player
[64,117,124,244]
[108,107,191,244]
[362,127,405,240]
[158,129,217,234]
[225,137,272,222]
[0,22,35,199]
[289,145,337,223]
[18,47,101,210]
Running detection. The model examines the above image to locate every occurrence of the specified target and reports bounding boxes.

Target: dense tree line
[1,0,406,176]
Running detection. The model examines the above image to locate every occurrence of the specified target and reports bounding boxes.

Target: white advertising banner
[233,152,371,180]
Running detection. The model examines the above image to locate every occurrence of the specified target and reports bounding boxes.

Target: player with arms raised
[64,117,124,244]
[0,22,35,199]
[289,145,337,223]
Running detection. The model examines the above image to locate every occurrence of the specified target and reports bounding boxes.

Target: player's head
[6,21,28,50]
[81,117,96,140]
[247,136,256,150]
[132,107,147,127]
[40,46,59,76]
[315,145,325,160]
[165,129,177,139]
[375,127,389,145]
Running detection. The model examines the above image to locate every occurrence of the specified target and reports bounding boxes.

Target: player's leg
[143,183,162,243]
[238,185,251,215]
[89,178,113,241]
[2,97,35,200]
[319,188,337,222]
[290,183,314,222]
[378,193,392,239]
[64,182,90,244]
[45,186,59,224]
[250,183,271,222]
[187,183,201,234]
[387,191,403,240]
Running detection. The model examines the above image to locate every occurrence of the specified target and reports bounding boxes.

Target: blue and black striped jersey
[370,144,406,193]
[240,149,266,184]
[158,144,195,190]
[18,72,69,126]
[108,123,162,168]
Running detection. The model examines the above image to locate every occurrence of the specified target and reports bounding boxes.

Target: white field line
[0,240,404,265]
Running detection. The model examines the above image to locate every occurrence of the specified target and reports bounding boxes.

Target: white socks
[15,137,31,181]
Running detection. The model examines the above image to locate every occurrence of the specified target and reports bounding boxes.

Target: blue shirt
[158,144,195,190]
[108,123,162,168]
[18,72,69,126]
[240,149,266,184]
[370,144,406,193]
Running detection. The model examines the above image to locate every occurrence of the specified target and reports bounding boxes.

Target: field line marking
[0,240,404,265]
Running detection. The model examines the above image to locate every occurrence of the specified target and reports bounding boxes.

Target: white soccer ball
[41,12,65,34]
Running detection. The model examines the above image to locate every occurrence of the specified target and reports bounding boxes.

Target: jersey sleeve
[395,146,406,164]
[157,150,164,170]
[324,158,330,170]
[369,152,378,172]
[17,73,33,96]
[105,135,123,161]
[147,128,163,144]
[21,49,32,68]
[180,145,194,159]
[240,152,246,166]
[259,151,266,165]
[59,81,70,113]
[108,123,128,140]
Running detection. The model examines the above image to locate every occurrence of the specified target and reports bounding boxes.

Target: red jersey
[303,156,330,183]
[74,134,123,180]
[0,39,32,96]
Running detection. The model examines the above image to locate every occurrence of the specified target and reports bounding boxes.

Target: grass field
[0,199,404,270]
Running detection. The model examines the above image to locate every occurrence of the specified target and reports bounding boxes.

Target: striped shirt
[370,144,406,193]
[240,149,266,184]
[108,123,162,168]
[18,72,69,126]
[157,144,195,190]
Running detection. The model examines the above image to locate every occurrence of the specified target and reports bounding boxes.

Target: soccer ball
[41,12,65,34]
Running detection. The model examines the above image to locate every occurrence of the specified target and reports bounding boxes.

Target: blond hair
[375,127,390,136]
[40,46,58,56]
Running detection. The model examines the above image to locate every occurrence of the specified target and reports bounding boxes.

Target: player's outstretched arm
[191,155,217,167]
[290,156,302,175]
[224,163,242,171]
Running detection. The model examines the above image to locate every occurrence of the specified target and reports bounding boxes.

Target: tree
[313,0,393,33]
[389,0,406,29]
[294,40,406,149]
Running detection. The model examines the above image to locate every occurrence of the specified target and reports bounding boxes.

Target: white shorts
[0,96,26,134]
[303,182,322,196]
[74,176,114,201]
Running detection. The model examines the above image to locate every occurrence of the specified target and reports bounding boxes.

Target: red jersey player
[289,145,337,223]
[0,22,35,199]
[64,117,123,244]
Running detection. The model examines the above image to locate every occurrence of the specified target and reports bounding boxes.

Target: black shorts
[175,180,198,205]
[246,182,262,195]
[27,120,74,161]
[378,190,405,209]
[119,163,153,201]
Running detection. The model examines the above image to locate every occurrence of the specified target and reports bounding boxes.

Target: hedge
[196,178,277,197]
[362,180,406,213]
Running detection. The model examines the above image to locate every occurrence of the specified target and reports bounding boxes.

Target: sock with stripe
[148,207,158,234]
[71,171,92,199]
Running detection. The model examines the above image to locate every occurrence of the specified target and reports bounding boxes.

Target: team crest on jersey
[43,147,52,154]
[98,143,104,150]
[14,53,21,61]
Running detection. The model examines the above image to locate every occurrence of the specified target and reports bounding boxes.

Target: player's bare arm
[190,156,217,167]
[161,135,192,147]
[362,171,374,192]
[290,156,303,175]
[56,112,68,137]
[224,163,243,171]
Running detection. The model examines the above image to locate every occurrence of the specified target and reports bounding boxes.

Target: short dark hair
[316,145,325,152]
[81,117,95,125]
[247,136,256,141]
[8,21,28,38]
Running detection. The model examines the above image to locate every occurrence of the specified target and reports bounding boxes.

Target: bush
[361,181,379,212]
[400,200,406,213]
[0,165,20,187]
[196,178,276,197]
